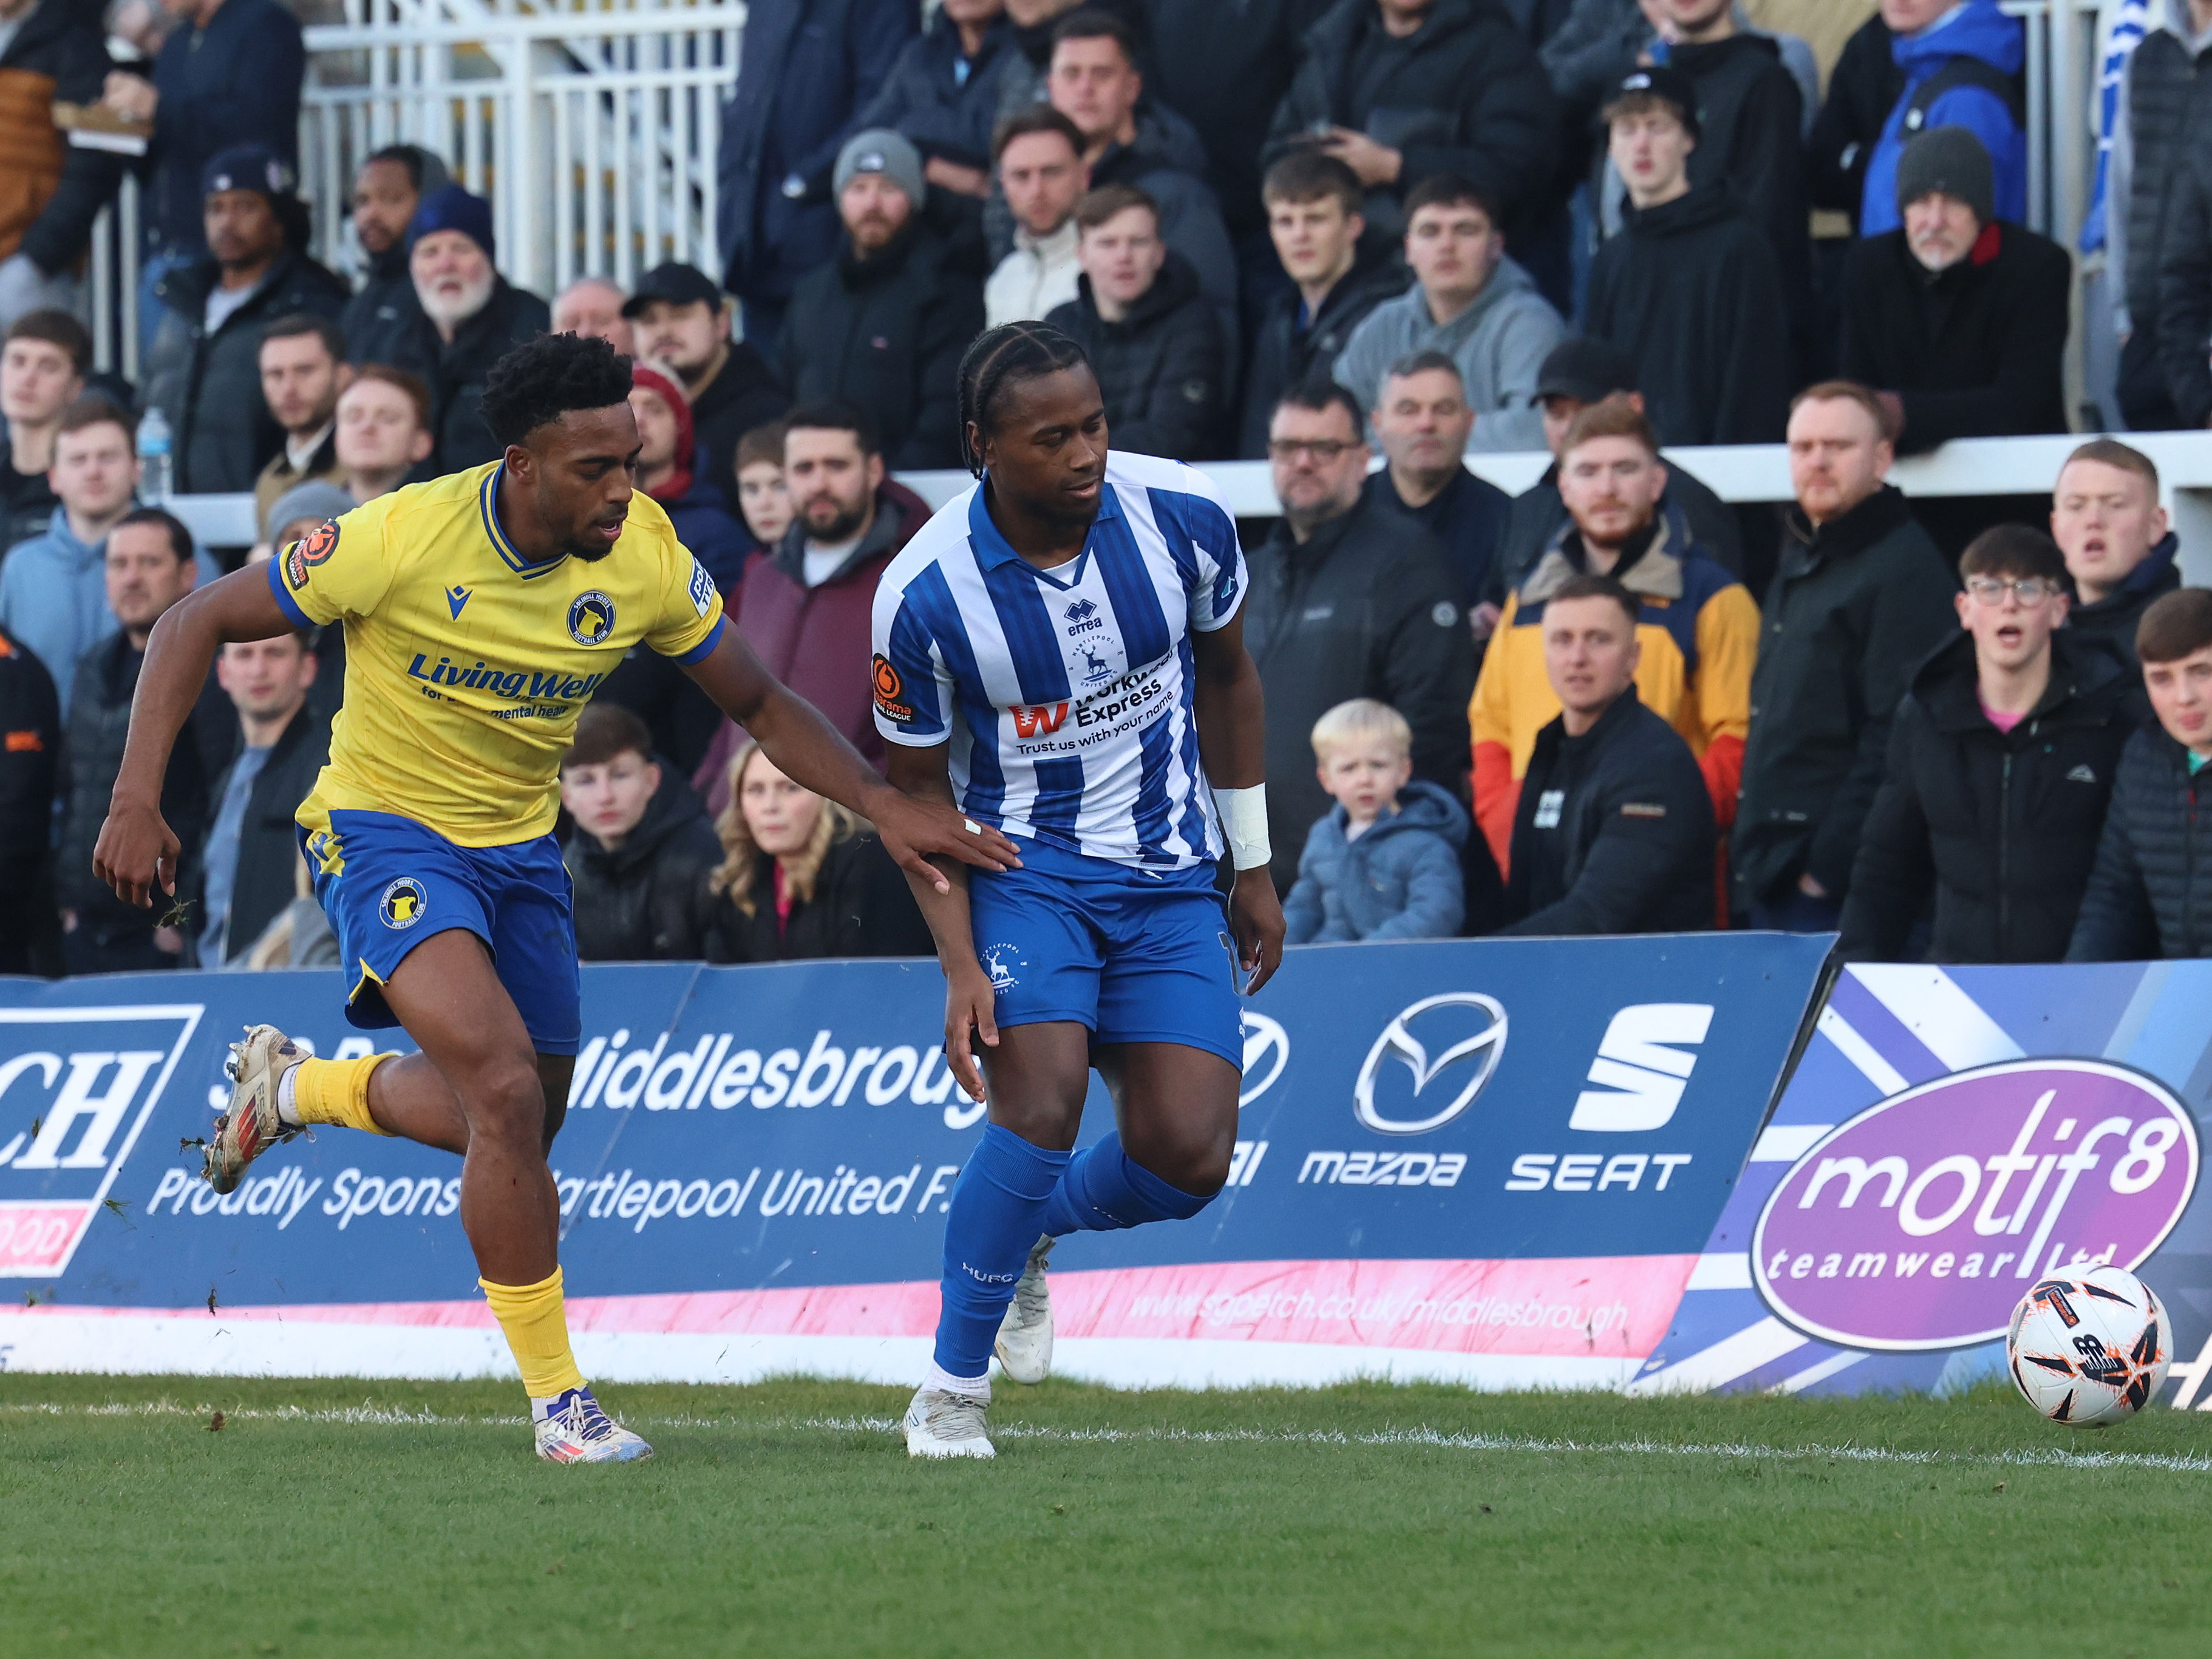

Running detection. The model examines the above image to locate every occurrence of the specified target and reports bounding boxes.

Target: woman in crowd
[702,738,932,963]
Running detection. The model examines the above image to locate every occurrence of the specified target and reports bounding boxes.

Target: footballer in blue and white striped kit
[875,324,1285,1458]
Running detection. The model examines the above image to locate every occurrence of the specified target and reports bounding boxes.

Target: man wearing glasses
[1242,381,1475,899]
[1838,523,2145,964]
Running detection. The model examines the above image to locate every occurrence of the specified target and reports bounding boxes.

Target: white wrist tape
[1211,785,1271,871]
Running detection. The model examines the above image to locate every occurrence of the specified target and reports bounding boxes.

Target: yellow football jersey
[270,463,726,847]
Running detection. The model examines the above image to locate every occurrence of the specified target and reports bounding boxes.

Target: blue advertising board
[0,934,1829,1390]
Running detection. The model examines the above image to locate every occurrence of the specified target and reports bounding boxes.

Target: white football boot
[533,1388,655,1463]
[206,1024,310,1194]
[902,1386,995,1459]
[994,1235,1055,1385]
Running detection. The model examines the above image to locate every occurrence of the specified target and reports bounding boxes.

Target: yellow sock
[290,1054,395,1136]
[480,1267,586,1400]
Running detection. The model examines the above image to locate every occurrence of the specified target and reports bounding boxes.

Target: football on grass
[2007,1265,2171,1426]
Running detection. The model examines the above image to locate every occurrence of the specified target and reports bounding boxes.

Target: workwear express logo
[1754,1059,2199,1351]
[0,1005,202,1275]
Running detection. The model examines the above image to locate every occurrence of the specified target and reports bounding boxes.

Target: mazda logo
[1354,993,1508,1135]
[1239,1012,1288,1106]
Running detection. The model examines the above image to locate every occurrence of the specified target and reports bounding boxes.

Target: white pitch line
[4,1400,2210,1474]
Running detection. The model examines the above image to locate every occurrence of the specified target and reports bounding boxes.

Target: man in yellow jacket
[1471,395,1757,882]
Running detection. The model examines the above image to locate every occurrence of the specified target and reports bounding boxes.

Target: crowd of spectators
[10,0,2212,979]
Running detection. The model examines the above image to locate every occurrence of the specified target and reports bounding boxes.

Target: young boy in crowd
[1282,698,1466,944]
[733,421,792,550]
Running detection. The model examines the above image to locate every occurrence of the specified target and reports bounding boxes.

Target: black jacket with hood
[345,274,552,474]
[1264,0,1558,235]
[339,242,416,370]
[1839,630,2146,964]
[562,764,724,962]
[1239,244,1410,458]
[1808,13,1902,228]
[1243,494,1476,896]
[1584,183,1792,446]
[702,829,934,964]
[1733,484,1959,907]
[140,247,351,496]
[1497,685,1715,936]
[1046,253,1223,461]
[2069,532,2182,667]
[2067,724,2212,962]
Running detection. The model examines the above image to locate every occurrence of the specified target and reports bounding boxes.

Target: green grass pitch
[2,1372,2208,1657]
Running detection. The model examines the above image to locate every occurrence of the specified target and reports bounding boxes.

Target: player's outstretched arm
[887,742,995,1103]
[1190,611,1287,995]
[94,565,298,909]
[681,626,1020,893]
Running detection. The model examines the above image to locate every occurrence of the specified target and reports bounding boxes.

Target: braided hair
[955,322,1092,478]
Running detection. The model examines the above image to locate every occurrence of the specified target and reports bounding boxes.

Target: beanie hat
[406,184,496,263]
[833,129,925,209]
[630,358,696,503]
[266,479,356,543]
[202,144,294,202]
[1895,126,1995,226]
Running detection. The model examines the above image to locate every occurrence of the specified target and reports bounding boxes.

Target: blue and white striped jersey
[870,451,1246,870]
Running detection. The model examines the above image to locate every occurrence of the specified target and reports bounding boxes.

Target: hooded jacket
[0,622,58,970]
[0,506,115,721]
[1584,183,1791,446]
[340,241,415,370]
[345,274,552,475]
[855,8,1018,173]
[1243,494,1475,897]
[2067,724,2212,962]
[1839,220,2071,453]
[140,247,351,496]
[688,341,791,513]
[713,0,916,307]
[1732,485,1959,907]
[1239,242,1409,458]
[1840,630,2146,965]
[563,763,724,962]
[777,221,983,469]
[1263,0,1559,234]
[1284,778,1468,943]
[1083,112,1242,374]
[1808,12,1902,228]
[1488,458,1740,607]
[1859,0,2027,237]
[1470,499,1756,874]
[2069,532,2182,666]
[1046,252,1223,462]
[1497,685,1715,937]
[701,828,934,964]
[1330,256,1565,454]
[0,0,123,274]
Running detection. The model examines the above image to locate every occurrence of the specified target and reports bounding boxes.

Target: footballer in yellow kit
[88,334,1020,1464]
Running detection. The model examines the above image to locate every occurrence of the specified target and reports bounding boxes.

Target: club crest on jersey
[1075,645,1114,687]
[378,877,427,930]
[872,653,914,723]
[568,590,616,646]
[1064,597,1103,636]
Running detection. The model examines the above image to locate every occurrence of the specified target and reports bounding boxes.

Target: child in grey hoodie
[1284,698,1468,943]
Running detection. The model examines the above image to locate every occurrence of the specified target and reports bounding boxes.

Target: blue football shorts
[301,808,582,1056]
[965,839,1243,1068]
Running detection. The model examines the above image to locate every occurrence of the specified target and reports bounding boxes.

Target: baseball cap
[621,262,724,319]
[1536,338,1641,404]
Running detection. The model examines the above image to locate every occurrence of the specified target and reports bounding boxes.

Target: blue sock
[1040,1132,1217,1236]
[931,1124,1071,1378]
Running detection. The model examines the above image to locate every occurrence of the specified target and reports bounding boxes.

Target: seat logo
[568,590,616,647]
[1569,1003,1713,1131]
[379,877,428,930]
[1353,993,1508,1136]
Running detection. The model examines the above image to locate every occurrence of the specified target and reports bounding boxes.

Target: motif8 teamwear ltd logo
[1353,993,1508,1136]
[568,590,617,647]
[1753,1059,2200,1351]
[379,877,428,930]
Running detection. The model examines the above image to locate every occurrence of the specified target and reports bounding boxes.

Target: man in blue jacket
[1857,0,2026,237]
[715,0,917,349]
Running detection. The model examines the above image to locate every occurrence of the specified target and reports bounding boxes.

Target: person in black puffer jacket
[1046,186,1223,460]
[2069,589,2212,962]
[701,737,933,964]
[1840,527,2147,966]
[557,705,722,962]
[337,145,449,373]
[0,622,60,974]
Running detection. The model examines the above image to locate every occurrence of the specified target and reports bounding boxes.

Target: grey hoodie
[1330,254,1565,453]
